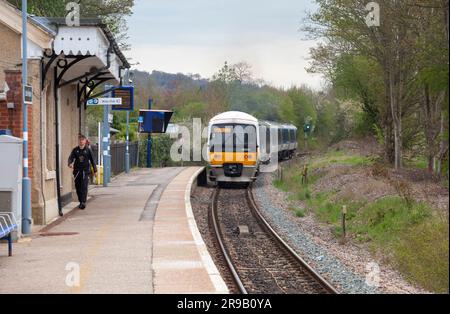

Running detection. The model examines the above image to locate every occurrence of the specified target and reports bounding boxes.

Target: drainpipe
[40,59,47,223]
[54,66,62,215]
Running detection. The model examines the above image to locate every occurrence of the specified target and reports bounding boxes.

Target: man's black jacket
[68,146,97,174]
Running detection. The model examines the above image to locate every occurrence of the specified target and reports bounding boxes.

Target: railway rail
[210,185,338,294]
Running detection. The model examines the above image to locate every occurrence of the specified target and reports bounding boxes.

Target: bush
[138,134,176,167]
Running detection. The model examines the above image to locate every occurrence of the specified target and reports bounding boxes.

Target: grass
[394,216,449,293]
[309,150,374,171]
[273,179,288,192]
[404,155,428,170]
[273,149,449,293]
[352,197,431,242]
[311,193,448,292]
[288,205,306,218]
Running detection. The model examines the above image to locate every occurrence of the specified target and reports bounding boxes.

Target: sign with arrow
[87,98,122,106]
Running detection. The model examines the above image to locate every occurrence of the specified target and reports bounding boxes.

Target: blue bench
[0,212,18,257]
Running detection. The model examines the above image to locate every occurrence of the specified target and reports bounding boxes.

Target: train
[207,111,298,185]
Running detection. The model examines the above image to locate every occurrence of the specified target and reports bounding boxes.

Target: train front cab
[208,122,259,184]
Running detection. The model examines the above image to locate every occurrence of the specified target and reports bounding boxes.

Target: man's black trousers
[74,171,89,203]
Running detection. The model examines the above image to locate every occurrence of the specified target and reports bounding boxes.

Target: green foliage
[308,150,373,171]
[354,197,430,241]
[8,0,65,16]
[305,0,449,174]
[286,87,317,127]
[294,208,305,218]
[212,61,238,84]
[138,134,175,168]
[394,216,449,293]
[9,0,134,48]
[229,85,283,121]
[372,124,385,146]
[273,179,288,192]
[332,55,383,133]
[174,102,209,122]
[151,134,175,167]
[274,149,448,292]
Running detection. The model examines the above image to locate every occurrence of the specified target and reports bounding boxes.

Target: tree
[329,54,384,135]
[212,61,238,84]
[413,1,449,175]
[9,0,134,49]
[231,62,254,85]
[305,0,448,171]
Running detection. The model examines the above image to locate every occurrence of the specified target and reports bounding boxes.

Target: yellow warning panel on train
[209,152,258,166]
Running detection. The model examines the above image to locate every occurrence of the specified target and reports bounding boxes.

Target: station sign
[24,85,33,105]
[112,86,134,111]
[87,98,122,106]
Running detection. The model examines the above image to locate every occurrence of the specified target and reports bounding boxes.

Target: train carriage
[208,111,260,184]
[207,111,298,185]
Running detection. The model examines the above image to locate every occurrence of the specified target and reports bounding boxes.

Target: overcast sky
[127,0,323,89]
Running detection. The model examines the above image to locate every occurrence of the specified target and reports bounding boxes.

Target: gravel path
[253,172,427,294]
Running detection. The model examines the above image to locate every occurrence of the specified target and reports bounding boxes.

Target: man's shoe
[80,203,86,210]
[78,203,83,209]
[59,210,64,217]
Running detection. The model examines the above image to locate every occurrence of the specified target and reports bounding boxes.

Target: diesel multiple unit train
[207,111,298,185]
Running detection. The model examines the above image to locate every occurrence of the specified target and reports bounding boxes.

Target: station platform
[0,167,228,294]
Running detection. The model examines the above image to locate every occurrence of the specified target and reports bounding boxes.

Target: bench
[0,212,18,257]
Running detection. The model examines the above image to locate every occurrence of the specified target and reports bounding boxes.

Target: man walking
[68,134,97,210]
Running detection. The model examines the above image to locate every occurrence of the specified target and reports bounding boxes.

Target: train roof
[260,120,297,130]
[210,111,258,124]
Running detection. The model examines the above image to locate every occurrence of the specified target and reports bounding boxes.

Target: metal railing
[91,142,138,176]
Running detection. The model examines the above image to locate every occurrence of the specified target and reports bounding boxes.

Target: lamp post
[21,0,32,234]
[103,85,112,187]
[124,70,131,174]
[125,110,130,173]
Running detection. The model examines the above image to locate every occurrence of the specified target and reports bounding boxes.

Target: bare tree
[232,62,253,84]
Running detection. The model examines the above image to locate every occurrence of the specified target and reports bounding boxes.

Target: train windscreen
[210,124,257,153]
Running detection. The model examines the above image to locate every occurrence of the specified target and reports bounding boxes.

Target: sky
[126,0,323,89]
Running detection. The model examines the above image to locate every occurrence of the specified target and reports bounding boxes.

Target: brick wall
[0,69,33,182]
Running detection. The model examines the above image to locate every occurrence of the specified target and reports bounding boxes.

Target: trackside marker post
[342,205,347,241]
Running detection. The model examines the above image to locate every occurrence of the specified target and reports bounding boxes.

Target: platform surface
[0,167,227,294]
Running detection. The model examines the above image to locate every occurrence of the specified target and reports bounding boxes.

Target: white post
[98,122,101,184]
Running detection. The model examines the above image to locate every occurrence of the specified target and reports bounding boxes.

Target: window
[210,124,257,152]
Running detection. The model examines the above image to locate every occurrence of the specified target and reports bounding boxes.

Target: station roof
[30,17,130,69]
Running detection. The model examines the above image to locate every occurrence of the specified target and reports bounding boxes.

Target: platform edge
[185,167,229,294]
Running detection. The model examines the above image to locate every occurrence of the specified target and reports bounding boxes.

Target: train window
[266,128,270,154]
[210,124,257,152]
[282,129,289,144]
[290,129,295,142]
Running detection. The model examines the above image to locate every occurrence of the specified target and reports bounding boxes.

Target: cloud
[129,39,324,89]
[127,0,324,89]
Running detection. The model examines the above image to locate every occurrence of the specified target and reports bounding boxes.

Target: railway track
[211,186,338,294]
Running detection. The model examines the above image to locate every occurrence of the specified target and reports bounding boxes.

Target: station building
[0,0,129,226]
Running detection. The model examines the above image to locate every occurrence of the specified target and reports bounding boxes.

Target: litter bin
[94,165,103,185]
[0,135,23,239]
